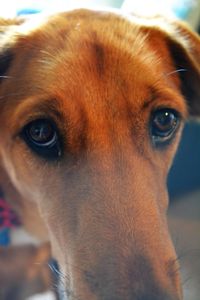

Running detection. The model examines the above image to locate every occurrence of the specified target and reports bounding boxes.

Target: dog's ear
[144,16,200,118]
[132,14,200,118]
[0,19,24,82]
[165,20,200,118]
[0,49,14,83]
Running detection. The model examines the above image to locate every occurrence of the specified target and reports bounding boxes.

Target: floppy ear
[0,18,24,82]
[164,19,200,118]
[0,20,16,82]
[132,15,200,118]
[145,16,200,118]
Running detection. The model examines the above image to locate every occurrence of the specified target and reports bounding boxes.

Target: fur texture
[0,9,200,300]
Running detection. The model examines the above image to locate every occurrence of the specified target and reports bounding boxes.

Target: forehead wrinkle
[6,12,181,120]
[35,14,154,76]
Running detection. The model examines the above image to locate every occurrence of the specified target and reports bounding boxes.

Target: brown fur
[0,9,200,300]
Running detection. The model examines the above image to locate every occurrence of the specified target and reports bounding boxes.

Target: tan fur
[0,9,200,300]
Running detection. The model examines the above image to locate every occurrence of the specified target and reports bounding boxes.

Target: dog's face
[0,9,200,300]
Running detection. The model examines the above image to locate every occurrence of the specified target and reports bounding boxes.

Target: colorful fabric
[0,197,20,229]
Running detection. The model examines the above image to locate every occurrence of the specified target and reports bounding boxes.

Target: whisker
[0,75,12,79]
[47,261,86,300]
[182,275,193,287]
[165,68,187,76]
[48,262,65,279]
[176,248,200,261]
[0,91,25,100]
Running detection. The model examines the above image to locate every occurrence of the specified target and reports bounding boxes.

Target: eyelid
[10,96,64,135]
[143,88,188,120]
[13,115,56,140]
[151,106,183,122]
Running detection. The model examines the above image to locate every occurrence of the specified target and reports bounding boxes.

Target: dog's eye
[150,108,180,146]
[21,119,62,160]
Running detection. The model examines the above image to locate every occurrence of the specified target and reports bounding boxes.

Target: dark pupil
[29,121,54,144]
[154,111,177,132]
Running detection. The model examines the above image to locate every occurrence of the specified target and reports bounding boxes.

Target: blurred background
[0,1,200,300]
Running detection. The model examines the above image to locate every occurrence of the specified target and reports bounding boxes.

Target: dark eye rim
[20,118,63,160]
[24,119,58,146]
[150,108,181,147]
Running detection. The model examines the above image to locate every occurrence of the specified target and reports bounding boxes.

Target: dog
[0,8,200,300]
